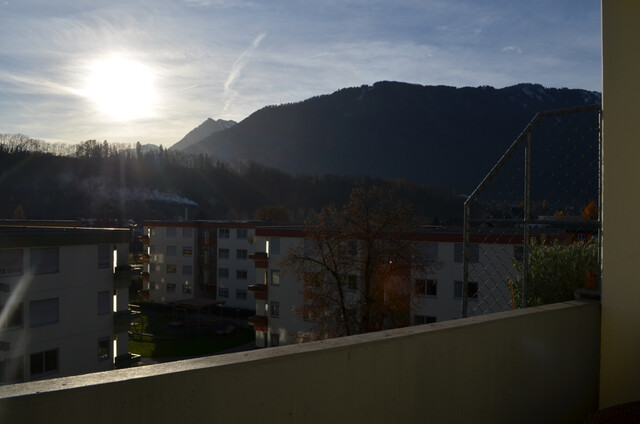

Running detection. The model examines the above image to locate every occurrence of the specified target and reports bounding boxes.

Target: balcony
[114,352,142,369]
[248,283,267,300]
[113,309,140,333]
[0,301,600,423]
[247,314,268,331]
[140,271,149,282]
[139,235,150,245]
[249,251,268,268]
[113,265,137,289]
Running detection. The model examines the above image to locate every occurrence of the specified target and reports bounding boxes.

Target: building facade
[142,221,258,311]
[0,225,135,384]
[248,225,523,348]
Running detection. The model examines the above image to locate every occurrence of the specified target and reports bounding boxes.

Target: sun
[84,55,157,121]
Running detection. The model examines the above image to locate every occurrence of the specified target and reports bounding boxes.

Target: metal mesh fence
[462,104,601,317]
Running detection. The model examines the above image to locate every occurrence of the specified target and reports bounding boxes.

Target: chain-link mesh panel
[463,105,601,317]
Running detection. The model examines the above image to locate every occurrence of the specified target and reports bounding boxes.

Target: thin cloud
[0,70,79,97]
[502,46,523,55]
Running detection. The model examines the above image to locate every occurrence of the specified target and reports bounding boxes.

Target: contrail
[223,32,267,111]
[303,52,329,60]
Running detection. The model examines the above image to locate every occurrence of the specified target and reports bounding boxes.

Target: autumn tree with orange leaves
[284,186,431,341]
[582,201,598,220]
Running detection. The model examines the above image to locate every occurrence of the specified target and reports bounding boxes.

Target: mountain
[183,82,600,192]
[170,118,236,151]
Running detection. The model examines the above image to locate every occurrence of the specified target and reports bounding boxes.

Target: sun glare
[84,55,157,121]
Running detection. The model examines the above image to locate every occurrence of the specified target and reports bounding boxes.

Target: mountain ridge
[183,81,600,192]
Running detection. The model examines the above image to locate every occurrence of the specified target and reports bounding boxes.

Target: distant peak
[170,118,237,151]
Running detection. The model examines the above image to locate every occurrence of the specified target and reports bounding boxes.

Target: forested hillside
[0,139,462,224]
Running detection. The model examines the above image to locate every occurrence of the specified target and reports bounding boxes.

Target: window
[98,245,111,269]
[166,245,177,256]
[236,289,247,299]
[236,269,248,280]
[167,283,176,293]
[347,275,358,290]
[454,243,479,263]
[424,242,439,261]
[97,291,110,315]
[29,298,58,327]
[218,287,229,298]
[167,264,176,273]
[98,338,109,360]
[183,246,192,256]
[454,281,478,299]
[218,248,229,259]
[182,283,192,294]
[271,269,280,286]
[150,227,156,236]
[270,301,280,318]
[149,244,156,254]
[218,268,229,279]
[236,249,248,260]
[219,228,230,239]
[413,315,437,325]
[29,247,59,274]
[182,265,192,275]
[270,333,279,347]
[166,227,176,237]
[182,227,193,238]
[415,279,437,297]
[0,303,23,329]
[270,237,280,255]
[236,228,248,239]
[0,249,23,277]
[30,349,58,377]
[0,357,24,384]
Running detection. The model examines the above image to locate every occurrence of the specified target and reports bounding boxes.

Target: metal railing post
[462,202,470,318]
[522,131,531,308]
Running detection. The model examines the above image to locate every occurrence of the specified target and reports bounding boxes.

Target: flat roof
[0,226,131,248]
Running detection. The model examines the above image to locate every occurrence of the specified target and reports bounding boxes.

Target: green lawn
[128,304,255,358]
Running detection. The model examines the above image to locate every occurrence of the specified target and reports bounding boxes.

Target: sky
[0,0,602,148]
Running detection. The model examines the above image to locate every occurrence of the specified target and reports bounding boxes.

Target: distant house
[0,225,136,385]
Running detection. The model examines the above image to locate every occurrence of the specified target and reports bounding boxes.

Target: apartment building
[142,221,258,310]
[248,225,524,348]
[0,225,135,385]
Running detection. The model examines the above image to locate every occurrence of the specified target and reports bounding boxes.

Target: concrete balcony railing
[114,265,138,289]
[247,314,268,331]
[249,251,268,268]
[0,301,599,424]
[248,283,268,300]
[113,309,140,333]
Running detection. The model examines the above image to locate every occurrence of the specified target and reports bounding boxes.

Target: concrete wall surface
[0,301,599,424]
[600,0,640,409]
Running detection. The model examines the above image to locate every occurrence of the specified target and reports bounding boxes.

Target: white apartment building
[248,226,523,348]
[0,225,135,385]
[142,221,258,311]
